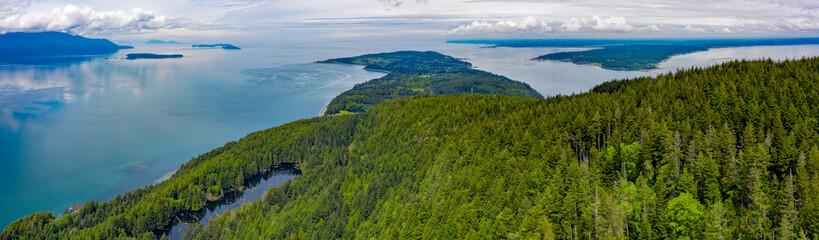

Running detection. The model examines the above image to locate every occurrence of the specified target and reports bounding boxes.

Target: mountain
[0,32,132,62]
[318,51,543,115]
[3,55,819,239]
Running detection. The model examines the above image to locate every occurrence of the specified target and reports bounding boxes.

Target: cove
[158,164,301,239]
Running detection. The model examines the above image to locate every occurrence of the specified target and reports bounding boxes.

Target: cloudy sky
[0,0,817,42]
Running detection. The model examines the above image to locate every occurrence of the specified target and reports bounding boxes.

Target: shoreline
[319,104,328,116]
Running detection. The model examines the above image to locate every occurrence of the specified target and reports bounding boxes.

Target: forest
[450,38,819,71]
[317,51,543,115]
[534,45,709,71]
[3,56,819,239]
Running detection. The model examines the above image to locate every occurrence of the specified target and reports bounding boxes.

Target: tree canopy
[4,56,819,240]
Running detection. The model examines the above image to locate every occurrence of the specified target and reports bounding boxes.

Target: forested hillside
[449,38,819,71]
[4,57,819,239]
[183,57,819,239]
[317,51,543,115]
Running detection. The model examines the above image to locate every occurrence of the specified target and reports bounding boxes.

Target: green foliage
[207,185,221,196]
[667,193,705,239]
[535,45,709,71]
[5,56,819,240]
[318,51,543,115]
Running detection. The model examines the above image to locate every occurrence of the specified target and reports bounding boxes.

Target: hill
[451,38,819,71]
[3,57,819,239]
[0,32,132,62]
[187,57,819,239]
[317,51,543,115]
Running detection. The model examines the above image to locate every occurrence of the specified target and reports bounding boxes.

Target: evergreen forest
[3,54,819,240]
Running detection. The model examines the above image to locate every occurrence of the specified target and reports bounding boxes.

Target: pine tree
[778,173,798,240]
[705,199,732,240]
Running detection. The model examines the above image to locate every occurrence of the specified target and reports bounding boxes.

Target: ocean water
[2,40,819,229]
[0,43,387,227]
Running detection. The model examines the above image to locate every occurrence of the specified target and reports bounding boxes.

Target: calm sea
[2,40,819,228]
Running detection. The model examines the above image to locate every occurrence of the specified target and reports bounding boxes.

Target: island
[125,53,184,60]
[192,43,241,50]
[0,31,132,63]
[4,54,819,240]
[450,38,819,71]
[146,39,183,44]
[317,51,543,115]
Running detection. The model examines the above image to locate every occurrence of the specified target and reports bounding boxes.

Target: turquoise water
[3,40,819,229]
[0,43,386,227]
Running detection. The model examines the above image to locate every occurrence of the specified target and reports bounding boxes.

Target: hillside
[451,38,819,71]
[4,57,819,239]
[0,32,132,62]
[186,58,819,239]
[534,45,709,71]
[317,51,543,115]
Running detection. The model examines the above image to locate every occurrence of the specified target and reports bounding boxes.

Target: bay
[2,39,819,230]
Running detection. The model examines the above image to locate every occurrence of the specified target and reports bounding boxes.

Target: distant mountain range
[0,32,131,62]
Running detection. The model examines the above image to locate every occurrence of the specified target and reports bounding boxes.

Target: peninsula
[450,38,819,71]
[317,51,542,115]
[4,54,819,240]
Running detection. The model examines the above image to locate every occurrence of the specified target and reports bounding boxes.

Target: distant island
[6,55,819,239]
[192,43,241,50]
[146,39,183,44]
[450,38,819,71]
[125,53,183,60]
[0,31,132,63]
[317,51,543,115]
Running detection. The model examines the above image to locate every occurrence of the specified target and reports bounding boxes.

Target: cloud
[0,4,214,35]
[0,0,31,18]
[684,24,706,32]
[561,16,635,32]
[450,15,636,35]
[378,0,428,8]
[776,17,819,31]
[448,16,552,35]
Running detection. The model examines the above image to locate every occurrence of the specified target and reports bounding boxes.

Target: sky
[0,0,817,42]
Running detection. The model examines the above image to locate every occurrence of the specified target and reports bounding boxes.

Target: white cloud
[776,17,819,31]
[561,16,635,32]
[0,4,213,35]
[644,24,662,32]
[3,0,819,38]
[450,15,635,35]
[684,24,706,32]
[0,0,31,18]
[448,16,552,35]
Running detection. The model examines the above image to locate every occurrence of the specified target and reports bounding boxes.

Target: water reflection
[159,164,301,239]
[0,45,384,228]
[3,40,819,230]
